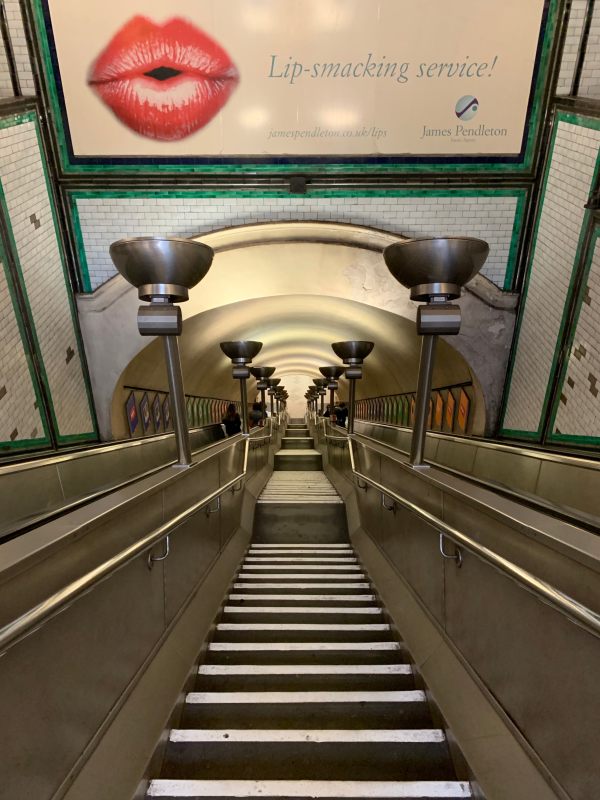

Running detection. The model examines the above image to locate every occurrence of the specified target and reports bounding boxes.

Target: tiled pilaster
[502,114,600,436]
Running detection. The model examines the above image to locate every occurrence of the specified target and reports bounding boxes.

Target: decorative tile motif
[554,234,600,437]
[0,252,45,447]
[557,0,588,95]
[0,114,95,440]
[2,0,35,95]
[502,118,600,434]
[74,193,520,291]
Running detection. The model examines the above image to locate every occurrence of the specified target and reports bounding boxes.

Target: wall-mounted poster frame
[162,396,171,429]
[152,393,162,432]
[445,390,456,432]
[433,391,444,430]
[139,392,151,433]
[30,0,560,175]
[457,388,471,433]
[125,391,138,436]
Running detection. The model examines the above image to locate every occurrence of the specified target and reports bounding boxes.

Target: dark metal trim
[0,0,21,96]
[572,0,595,96]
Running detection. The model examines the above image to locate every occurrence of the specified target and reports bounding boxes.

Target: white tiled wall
[553,233,600,438]
[74,193,520,291]
[0,113,95,440]
[556,0,588,95]
[3,0,35,95]
[0,32,13,98]
[0,253,46,446]
[502,118,600,434]
[577,1,600,98]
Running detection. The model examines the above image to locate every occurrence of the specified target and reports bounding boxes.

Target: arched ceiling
[114,293,472,425]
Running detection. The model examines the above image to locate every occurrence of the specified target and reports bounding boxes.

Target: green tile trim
[31,0,560,175]
[32,117,99,438]
[0,437,53,452]
[0,237,51,450]
[503,190,528,291]
[500,109,600,440]
[0,113,98,443]
[0,110,37,129]
[68,186,525,294]
[546,225,600,443]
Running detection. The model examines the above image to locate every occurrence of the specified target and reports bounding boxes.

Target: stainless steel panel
[536,460,600,518]
[0,555,164,799]
[0,464,64,532]
[444,549,600,800]
[382,506,445,624]
[472,447,541,494]
[434,437,477,475]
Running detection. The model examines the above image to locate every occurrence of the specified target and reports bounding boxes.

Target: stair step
[233,584,371,591]
[228,594,376,602]
[161,735,453,781]
[237,574,367,580]
[147,780,472,798]
[250,544,351,549]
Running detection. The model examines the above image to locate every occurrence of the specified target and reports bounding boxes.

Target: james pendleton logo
[455,95,479,121]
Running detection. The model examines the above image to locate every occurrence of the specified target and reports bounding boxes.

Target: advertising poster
[140,392,151,432]
[409,395,416,427]
[163,396,171,429]
[125,391,138,436]
[457,388,471,433]
[153,393,162,431]
[433,391,444,430]
[445,391,456,432]
[40,0,549,167]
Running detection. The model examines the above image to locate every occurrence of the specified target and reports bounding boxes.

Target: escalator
[146,423,472,799]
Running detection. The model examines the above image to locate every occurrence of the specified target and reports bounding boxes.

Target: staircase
[146,419,472,800]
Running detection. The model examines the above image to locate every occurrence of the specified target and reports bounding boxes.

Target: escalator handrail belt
[0,440,249,656]
[348,438,600,640]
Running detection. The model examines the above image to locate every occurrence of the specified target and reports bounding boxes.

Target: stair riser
[195,674,416,692]
[162,741,453,781]
[181,702,433,729]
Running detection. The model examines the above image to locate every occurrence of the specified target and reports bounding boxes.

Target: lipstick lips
[88,16,239,141]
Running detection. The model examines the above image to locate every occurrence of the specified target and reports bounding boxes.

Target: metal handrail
[347,438,600,640]
[0,438,250,656]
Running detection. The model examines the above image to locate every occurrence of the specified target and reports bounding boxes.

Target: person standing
[222,403,241,436]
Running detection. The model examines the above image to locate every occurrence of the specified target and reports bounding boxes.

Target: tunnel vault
[75,221,516,439]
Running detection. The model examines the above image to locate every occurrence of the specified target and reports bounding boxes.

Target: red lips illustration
[88,16,239,141]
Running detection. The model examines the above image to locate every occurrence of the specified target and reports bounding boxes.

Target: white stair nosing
[147,780,472,798]
[228,594,376,601]
[169,728,444,743]
[216,623,390,631]
[223,606,382,615]
[186,690,426,704]
[237,574,366,579]
[209,641,401,651]
[198,664,412,675]
[241,566,362,571]
[233,583,370,589]
[250,544,351,548]
[243,558,357,563]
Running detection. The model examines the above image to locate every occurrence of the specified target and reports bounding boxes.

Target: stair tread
[147,779,472,797]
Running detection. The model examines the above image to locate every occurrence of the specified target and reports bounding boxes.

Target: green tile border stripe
[546,225,600,446]
[0,112,98,444]
[69,186,527,295]
[0,236,51,450]
[499,109,600,441]
[31,0,560,175]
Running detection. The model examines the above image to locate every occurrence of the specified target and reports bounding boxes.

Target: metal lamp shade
[320,366,345,380]
[383,236,489,301]
[110,237,213,302]
[220,341,263,364]
[331,341,374,365]
[250,366,276,379]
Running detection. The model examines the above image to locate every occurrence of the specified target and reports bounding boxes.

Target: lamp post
[331,341,374,435]
[250,366,276,423]
[267,377,281,418]
[312,378,328,415]
[220,341,263,435]
[109,236,213,467]
[383,236,489,467]
[319,366,345,418]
